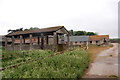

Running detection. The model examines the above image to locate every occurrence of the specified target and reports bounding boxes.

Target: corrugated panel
[64,36,89,42]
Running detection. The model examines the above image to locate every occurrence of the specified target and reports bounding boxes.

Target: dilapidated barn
[89,35,109,45]
[64,35,109,46]
[5,26,70,51]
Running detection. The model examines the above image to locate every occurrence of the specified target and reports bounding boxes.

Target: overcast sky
[0,0,119,38]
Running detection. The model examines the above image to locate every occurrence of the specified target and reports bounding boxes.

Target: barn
[5,26,70,51]
[64,35,109,46]
[89,35,109,45]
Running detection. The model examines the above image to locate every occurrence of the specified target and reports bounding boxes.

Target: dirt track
[83,43,119,78]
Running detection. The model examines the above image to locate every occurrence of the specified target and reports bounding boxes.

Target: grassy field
[1,48,89,78]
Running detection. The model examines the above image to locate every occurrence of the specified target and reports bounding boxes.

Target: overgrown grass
[1,50,54,67]
[1,48,89,78]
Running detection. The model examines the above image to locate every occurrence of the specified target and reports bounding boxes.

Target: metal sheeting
[64,36,89,42]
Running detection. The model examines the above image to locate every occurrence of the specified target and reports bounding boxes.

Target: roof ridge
[6,26,65,36]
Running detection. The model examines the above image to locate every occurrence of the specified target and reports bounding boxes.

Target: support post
[41,33,44,49]
[53,32,58,51]
[29,34,32,50]
[45,35,49,49]
[67,34,69,46]
[23,37,25,44]
[46,35,48,44]
[38,36,40,45]
[12,36,15,50]
[20,35,23,50]
[5,37,7,50]
[38,36,40,48]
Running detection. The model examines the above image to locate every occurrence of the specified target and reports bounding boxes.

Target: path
[83,43,119,78]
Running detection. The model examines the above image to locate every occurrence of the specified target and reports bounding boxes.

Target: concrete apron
[86,43,118,77]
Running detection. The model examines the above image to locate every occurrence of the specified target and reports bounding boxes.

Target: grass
[1,50,54,67]
[108,75,118,78]
[1,48,89,78]
[110,38,120,40]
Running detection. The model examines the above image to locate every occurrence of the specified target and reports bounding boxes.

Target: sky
[0,0,119,38]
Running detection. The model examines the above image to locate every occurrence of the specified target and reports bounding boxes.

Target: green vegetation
[110,38,120,40]
[69,30,97,36]
[1,48,89,78]
[8,27,39,34]
[1,50,54,67]
[110,38,120,43]
[109,75,118,78]
[24,27,39,31]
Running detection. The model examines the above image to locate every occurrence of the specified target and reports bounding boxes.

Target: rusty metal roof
[7,26,64,36]
[89,35,109,41]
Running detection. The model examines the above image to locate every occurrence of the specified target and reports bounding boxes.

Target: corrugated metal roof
[7,26,64,36]
[64,36,89,42]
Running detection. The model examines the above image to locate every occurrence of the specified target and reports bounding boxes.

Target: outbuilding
[89,35,109,45]
[5,26,70,51]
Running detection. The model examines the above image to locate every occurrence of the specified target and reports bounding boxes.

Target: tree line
[69,30,97,36]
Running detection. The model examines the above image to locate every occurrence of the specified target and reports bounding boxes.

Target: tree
[69,29,74,36]
[8,28,23,34]
[70,30,98,36]
[86,32,97,35]
[24,27,39,31]
[73,31,87,36]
